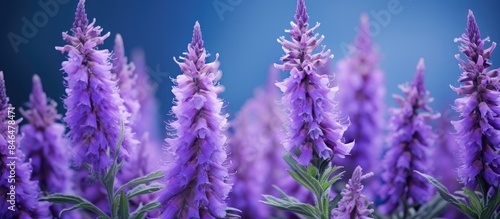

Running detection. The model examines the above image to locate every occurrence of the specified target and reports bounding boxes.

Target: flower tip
[417,58,425,70]
[294,0,308,27]
[115,33,123,45]
[191,21,204,51]
[0,71,3,80]
[72,0,88,34]
[466,9,480,41]
[360,13,369,28]
[32,74,43,92]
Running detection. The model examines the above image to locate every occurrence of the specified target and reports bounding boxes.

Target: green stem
[315,160,330,219]
[102,175,115,219]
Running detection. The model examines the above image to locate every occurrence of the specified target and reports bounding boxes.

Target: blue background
[1,0,500,135]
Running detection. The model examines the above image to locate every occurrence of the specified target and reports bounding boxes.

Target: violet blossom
[19,75,81,219]
[55,0,137,175]
[275,0,353,165]
[336,14,384,174]
[228,67,313,218]
[159,21,231,219]
[112,35,161,215]
[379,59,439,215]
[131,48,162,142]
[452,10,500,189]
[0,71,51,219]
[331,166,374,219]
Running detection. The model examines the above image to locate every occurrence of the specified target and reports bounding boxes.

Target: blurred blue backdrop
[1,0,500,136]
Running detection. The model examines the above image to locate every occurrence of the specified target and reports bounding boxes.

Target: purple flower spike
[379,59,439,215]
[0,71,51,219]
[159,21,231,219]
[336,14,385,174]
[229,66,300,218]
[332,166,374,219]
[131,48,161,142]
[55,0,137,175]
[19,75,81,219]
[113,34,140,125]
[275,0,353,165]
[452,10,500,189]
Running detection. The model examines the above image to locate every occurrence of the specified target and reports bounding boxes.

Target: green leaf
[126,183,164,200]
[481,190,500,219]
[319,165,342,184]
[272,185,301,203]
[287,170,317,195]
[307,166,319,178]
[116,170,164,196]
[463,188,482,213]
[129,201,162,219]
[322,171,345,191]
[225,207,242,218]
[261,195,320,219]
[118,191,129,219]
[39,194,108,218]
[59,203,109,219]
[411,194,447,219]
[111,191,120,218]
[414,171,478,218]
[283,154,322,196]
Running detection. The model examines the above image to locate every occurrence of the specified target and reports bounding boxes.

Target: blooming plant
[158,21,238,219]
[417,10,500,219]
[2,0,500,218]
[38,1,164,218]
[262,0,354,218]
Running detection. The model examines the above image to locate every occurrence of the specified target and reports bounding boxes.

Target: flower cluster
[379,59,439,214]
[55,0,137,175]
[452,10,500,189]
[159,21,232,219]
[19,75,81,218]
[336,14,385,173]
[0,71,51,218]
[275,0,353,165]
[332,166,374,219]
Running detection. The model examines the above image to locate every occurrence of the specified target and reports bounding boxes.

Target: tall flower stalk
[380,59,438,216]
[275,0,353,166]
[131,48,162,143]
[331,166,374,219]
[55,0,137,176]
[19,75,81,219]
[40,1,163,218]
[112,34,161,216]
[0,71,50,218]
[263,1,352,218]
[419,10,500,219]
[229,67,301,218]
[336,14,384,174]
[452,10,500,190]
[158,21,233,219]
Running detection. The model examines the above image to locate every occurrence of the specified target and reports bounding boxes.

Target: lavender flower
[332,166,374,219]
[336,14,384,173]
[131,48,162,142]
[19,75,81,219]
[379,59,439,214]
[0,71,51,219]
[275,0,353,165]
[112,33,162,217]
[55,0,137,175]
[112,34,140,126]
[229,67,307,218]
[452,10,500,189]
[159,21,231,219]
